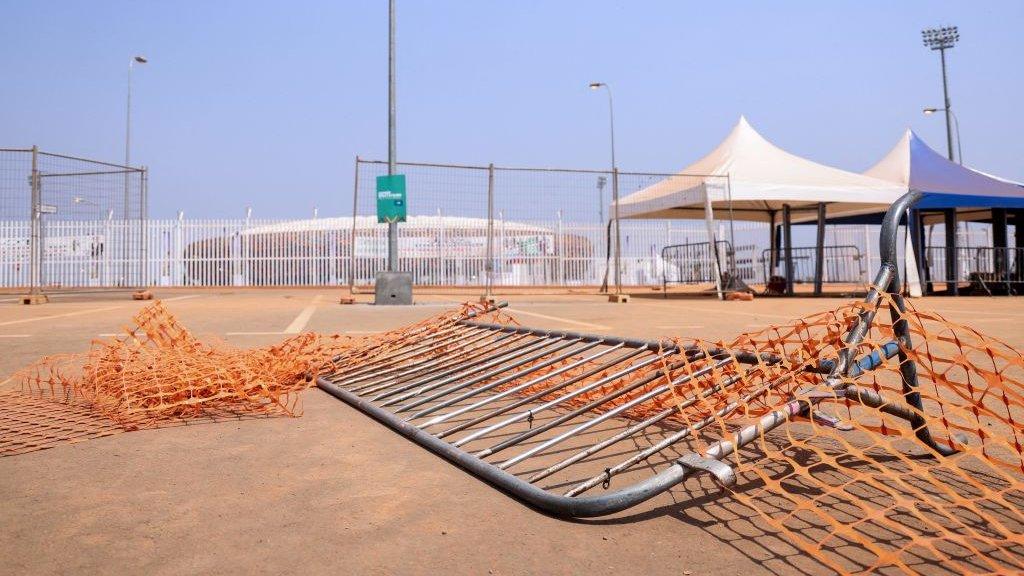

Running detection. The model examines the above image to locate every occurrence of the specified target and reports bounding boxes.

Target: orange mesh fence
[3,300,510,453]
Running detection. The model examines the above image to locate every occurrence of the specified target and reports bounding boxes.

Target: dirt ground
[2,288,1023,576]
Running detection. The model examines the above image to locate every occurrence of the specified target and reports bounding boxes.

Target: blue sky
[2,1,1021,218]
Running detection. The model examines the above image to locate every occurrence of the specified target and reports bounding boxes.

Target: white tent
[864,129,1024,210]
[613,116,906,223]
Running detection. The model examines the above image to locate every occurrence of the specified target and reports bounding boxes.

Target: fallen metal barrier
[318,193,1024,574]
[318,195,956,520]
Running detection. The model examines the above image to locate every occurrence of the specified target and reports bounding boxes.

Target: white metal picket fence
[0,216,813,289]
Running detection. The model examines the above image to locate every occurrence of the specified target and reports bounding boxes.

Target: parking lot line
[0,305,124,327]
[0,334,31,338]
[285,295,323,334]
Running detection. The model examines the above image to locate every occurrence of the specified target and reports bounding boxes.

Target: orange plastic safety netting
[2,300,509,454]
[480,293,1024,575]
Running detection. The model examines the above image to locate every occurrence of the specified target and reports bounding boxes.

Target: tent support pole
[993,208,1009,291]
[908,209,928,295]
[944,209,957,295]
[1014,210,1024,285]
[813,202,826,296]
[782,203,794,296]
[768,210,778,274]
[703,186,723,300]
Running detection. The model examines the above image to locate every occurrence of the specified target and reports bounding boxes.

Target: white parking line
[162,294,202,302]
[285,295,323,334]
[505,308,610,330]
[0,334,31,338]
[0,305,124,327]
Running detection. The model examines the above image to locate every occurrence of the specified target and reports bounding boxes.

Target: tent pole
[944,208,957,295]
[813,202,826,296]
[702,185,723,300]
[782,204,794,296]
[908,209,928,295]
[768,210,777,274]
[993,208,1009,291]
[1014,209,1024,285]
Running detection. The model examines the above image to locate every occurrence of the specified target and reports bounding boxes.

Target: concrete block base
[374,271,413,305]
[607,293,630,303]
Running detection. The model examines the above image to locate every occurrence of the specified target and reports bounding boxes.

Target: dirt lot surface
[2,288,1023,575]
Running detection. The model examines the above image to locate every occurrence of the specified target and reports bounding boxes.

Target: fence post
[612,167,622,294]
[556,210,565,286]
[437,208,445,285]
[140,167,148,287]
[28,145,42,298]
[485,163,494,298]
[498,210,505,285]
[349,156,359,291]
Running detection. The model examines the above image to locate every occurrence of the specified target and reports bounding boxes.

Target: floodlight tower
[921,26,959,162]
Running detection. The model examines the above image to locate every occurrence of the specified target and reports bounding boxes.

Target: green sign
[376,174,407,223]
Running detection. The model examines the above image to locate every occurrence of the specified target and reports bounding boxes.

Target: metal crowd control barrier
[660,240,733,292]
[925,245,1023,295]
[318,192,948,518]
[760,245,865,289]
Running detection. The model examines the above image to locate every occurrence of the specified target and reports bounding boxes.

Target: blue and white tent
[865,129,1024,210]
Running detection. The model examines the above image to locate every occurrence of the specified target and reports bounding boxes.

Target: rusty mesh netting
[1,300,509,455]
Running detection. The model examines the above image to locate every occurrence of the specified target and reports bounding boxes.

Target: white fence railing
[0,217,888,289]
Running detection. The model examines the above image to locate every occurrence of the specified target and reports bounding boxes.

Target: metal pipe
[391,336,585,412]
[436,347,650,440]
[459,319,681,352]
[419,343,626,429]
[497,355,736,470]
[342,326,506,390]
[403,340,601,421]
[451,349,662,447]
[473,356,698,458]
[371,333,537,401]
[528,367,755,484]
[318,375,694,518]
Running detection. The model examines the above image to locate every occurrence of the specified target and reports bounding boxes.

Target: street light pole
[922,26,959,162]
[387,0,398,272]
[923,107,963,164]
[589,82,622,296]
[124,55,147,286]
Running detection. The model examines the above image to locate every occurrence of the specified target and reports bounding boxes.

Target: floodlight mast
[921,26,959,162]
